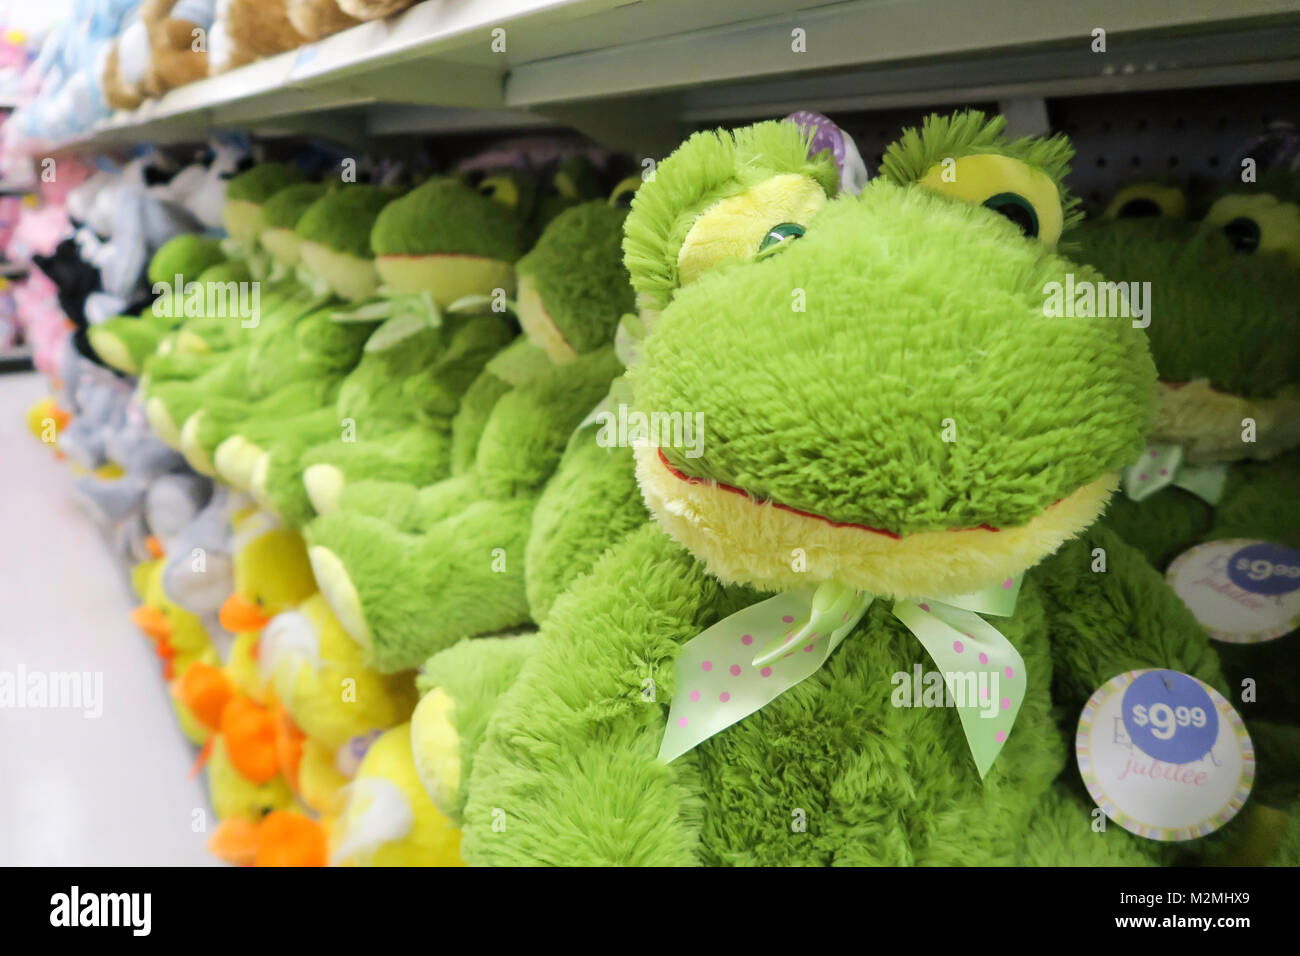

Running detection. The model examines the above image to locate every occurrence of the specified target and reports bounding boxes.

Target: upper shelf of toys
[20,0,1300,156]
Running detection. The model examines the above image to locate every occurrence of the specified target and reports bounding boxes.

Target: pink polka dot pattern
[760,667,773,677]
[730,664,741,676]
[719,692,730,703]
[978,652,988,665]
[781,615,794,624]
[689,690,701,702]
[701,661,712,671]
[995,730,1006,743]
[741,634,753,646]
[953,640,964,653]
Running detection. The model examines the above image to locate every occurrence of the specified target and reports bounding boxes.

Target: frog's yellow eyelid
[675,174,828,288]
[1200,193,1300,265]
[915,153,1064,249]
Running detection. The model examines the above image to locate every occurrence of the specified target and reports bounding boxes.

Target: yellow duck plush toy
[259,592,419,816]
[329,724,464,866]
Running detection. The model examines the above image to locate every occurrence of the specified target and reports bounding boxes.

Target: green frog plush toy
[303,188,637,672]
[206,177,528,522]
[406,112,1252,866]
[171,184,401,474]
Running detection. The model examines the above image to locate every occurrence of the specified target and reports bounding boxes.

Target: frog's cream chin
[1152,380,1300,465]
[635,443,1116,599]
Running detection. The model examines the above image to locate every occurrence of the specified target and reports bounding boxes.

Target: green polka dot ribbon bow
[659,575,1027,779]
[1123,443,1228,505]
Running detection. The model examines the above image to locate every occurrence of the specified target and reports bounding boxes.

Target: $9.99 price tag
[1076,669,1253,841]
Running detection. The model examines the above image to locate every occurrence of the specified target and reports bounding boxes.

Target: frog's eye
[675,173,828,288]
[916,153,1064,248]
[608,176,642,209]
[1102,183,1186,221]
[1222,216,1261,253]
[477,175,519,210]
[1201,194,1300,263]
[756,222,806,259]
[981,193,1038,239]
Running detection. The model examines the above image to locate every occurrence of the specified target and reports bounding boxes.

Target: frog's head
[221,163,308,244]
[370,177,526,308]
[1198,173,1300,267]
[512,182,638,363]
[627,112,1155,599]
[258,182,331,269]
[295,184,403,302]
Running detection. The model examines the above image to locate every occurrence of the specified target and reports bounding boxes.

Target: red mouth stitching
[656,447,1005,540]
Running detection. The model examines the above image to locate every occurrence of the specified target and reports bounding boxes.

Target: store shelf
[40,0,1300,154]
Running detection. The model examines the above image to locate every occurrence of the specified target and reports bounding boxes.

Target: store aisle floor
[0,371,219,865]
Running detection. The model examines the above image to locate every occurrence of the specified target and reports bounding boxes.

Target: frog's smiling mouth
[636,443,1116,598]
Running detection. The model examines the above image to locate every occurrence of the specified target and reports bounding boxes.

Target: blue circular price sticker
[1122,670,1218,764]
[1226,542,1300,597]
[1077,669,1253,841]
[1168,539,1300,643]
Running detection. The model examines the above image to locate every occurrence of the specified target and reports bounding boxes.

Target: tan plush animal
[209,0,305,75]
[142,0,212,96]
[336,0,415,21]
[287,0,361,41]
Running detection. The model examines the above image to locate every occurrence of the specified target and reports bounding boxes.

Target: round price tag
[1076,669,1253,841]
[1167,539,1300,644]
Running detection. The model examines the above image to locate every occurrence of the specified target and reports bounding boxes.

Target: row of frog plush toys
[8,0,425,148]
[30,109,1300,865]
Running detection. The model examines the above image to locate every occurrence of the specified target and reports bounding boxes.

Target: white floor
[0,370,218,866]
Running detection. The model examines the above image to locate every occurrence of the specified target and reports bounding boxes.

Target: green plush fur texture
[294,184,399,257]
[260,182,332,230]
[253,315,515,524]
[639,184,1154,534]
[524,434,645,622]
[1071,218,1300,396]
[622,120,839,315]
[370,177,526,261]
[147,234,227,285]
[307,345,623,670]
[514,201,635,353]
[223,163,307,205]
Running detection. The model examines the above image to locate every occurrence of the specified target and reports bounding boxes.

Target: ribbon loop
[1125,442,1227,505]
[659,575,1027,779]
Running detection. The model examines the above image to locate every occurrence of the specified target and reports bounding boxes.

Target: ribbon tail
[892,599,1026,779]
[1124,443,1183,502]
[658,590,872,763]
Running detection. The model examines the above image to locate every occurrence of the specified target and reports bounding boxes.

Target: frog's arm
[525,435,647,622]
[1034,522,1227,711]
[412,634,541,826]
[449,369,512,476]
[473,345,623,498]
[308,495,538,672]
[462,522,728,866]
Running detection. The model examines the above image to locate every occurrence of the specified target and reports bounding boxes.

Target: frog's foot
[411,634,537,824]
[179,411,217,476]
[145,397,184,450]
[303,463,345,516]
[305,538,375,656]
[215,437,266,491]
